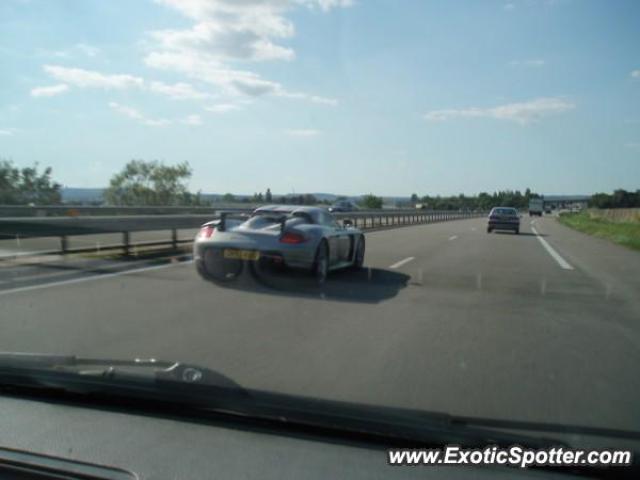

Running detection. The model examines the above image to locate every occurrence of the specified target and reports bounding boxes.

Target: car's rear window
[491,208,518,216]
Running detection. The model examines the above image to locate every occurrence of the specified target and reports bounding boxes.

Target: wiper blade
[0,351,247,404]
[0,352,174,370]
[0,353,569,451]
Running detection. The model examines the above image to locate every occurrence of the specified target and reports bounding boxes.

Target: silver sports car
[194,205,366,285]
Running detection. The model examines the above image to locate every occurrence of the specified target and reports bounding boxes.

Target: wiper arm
[0,351,247,404]
[0,352,174,370]
[0,353,573,451]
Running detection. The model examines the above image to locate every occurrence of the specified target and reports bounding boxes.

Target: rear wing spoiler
[203,211,250,232]
[252,210,314,233]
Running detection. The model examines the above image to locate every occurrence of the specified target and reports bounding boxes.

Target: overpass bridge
[541,195,590,209]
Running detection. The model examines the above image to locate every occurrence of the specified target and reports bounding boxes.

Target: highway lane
[1,216,639,433]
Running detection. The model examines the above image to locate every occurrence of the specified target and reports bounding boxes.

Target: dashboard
[0,394,580,480]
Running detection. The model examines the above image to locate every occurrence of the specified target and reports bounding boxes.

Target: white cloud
[625,142,640,150]
[285,128,321,136]
[44,65,144,89]
[37,44,101,59]
[277,90,338,105]
[510,59,545,67]
[504,3,515,10]
[30,83,69,97]
[631,70,640,79]
[0,128,15,136]
[424,97,575,125]
[149,80,211,99]
[181,114,203,125]
[144,51,283,97]
[147,0,347,103]
[108,102,170,126]
[311,0,354,11]
[75,43,100,57]
[205,103,240,113]
[149,21,295,62]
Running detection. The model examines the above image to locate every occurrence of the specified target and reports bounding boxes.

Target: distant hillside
[60,188,412,205]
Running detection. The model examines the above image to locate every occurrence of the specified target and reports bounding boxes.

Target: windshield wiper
[0,352,248,406]
[0,351,623,456]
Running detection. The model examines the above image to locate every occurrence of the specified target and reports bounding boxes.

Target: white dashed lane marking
[531,226,574,270]
[389,257,415,269]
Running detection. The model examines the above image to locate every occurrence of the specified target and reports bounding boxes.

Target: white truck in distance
[528,198,544,216]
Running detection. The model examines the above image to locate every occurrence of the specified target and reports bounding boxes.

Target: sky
[0,0,639,196]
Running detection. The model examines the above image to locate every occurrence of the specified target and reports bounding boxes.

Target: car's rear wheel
[352,235,365,269]
[487,227,492,233]
[312,241,329,285]
[198,248,243,283]
[515,228,520,235]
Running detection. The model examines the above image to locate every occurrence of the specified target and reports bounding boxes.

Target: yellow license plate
[223,249,260,261]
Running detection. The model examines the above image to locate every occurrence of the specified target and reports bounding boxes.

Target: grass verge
[558,212,640,251]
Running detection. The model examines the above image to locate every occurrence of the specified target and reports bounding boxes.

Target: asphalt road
[1,216,639,432]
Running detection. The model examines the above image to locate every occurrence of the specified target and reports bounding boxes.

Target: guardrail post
[60,235,68,254]
[123,231,130,256]
[171,228,178,250]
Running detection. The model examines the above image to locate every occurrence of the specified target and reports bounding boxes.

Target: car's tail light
[198,226,214,238]
[280,232,306,244]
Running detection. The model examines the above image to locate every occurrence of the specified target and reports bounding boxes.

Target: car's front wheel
[487,227,492,233]
[312,241,329,285]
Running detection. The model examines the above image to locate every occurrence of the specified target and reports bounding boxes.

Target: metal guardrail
[0,210,484,258]
[0,205,249,218]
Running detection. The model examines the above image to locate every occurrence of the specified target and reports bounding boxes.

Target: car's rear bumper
[194,241,316,270]
[488,222,519,230]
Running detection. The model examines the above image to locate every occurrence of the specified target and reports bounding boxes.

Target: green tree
[222,193,236,203]
[104,160,192,206]
[0,159,61,205]
[359,193,383,209]
[302,193,317,205]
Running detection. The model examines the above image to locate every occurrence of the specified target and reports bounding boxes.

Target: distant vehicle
[528,198,544,216]
[328,200,359,213]
[194,205,365,285]
[415,203,427,210]
[544,206,552,214]
[487,207,520,234]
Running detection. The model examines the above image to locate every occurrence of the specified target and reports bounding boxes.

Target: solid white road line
[0,261,192,297]
[531,226,574,271]
[389,257,415,269]
[449,235,458,241]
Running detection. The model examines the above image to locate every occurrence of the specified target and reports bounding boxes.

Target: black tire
[352,235,365,270]
[515,228,520,235]
[197,248,243,283]
[312,241,329,285]
[487,227,492,233]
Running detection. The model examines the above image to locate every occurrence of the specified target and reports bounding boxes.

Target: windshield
[1,0,640,454]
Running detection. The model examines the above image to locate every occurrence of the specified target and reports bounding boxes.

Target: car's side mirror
[343,219,353,227]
